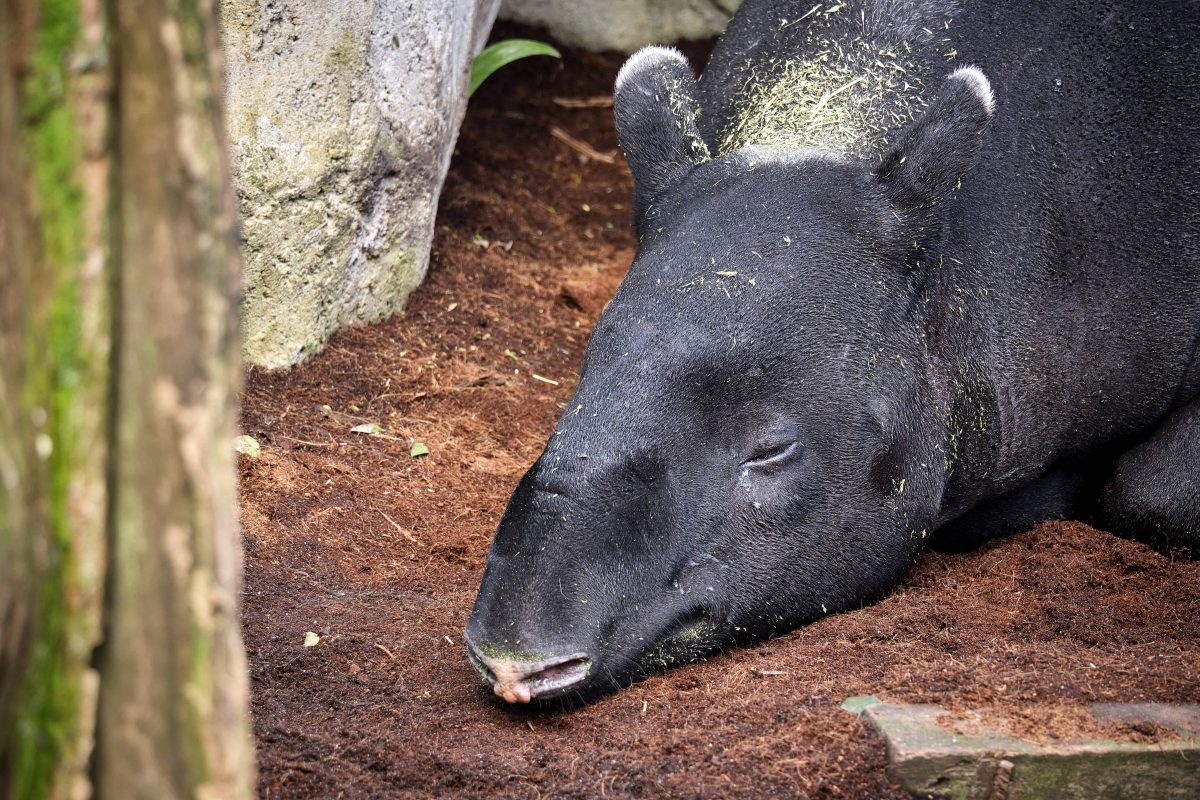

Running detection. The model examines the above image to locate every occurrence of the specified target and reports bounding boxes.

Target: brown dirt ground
[238,30,1200,799]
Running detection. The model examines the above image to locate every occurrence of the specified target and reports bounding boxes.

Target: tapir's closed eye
[744,440,800,468]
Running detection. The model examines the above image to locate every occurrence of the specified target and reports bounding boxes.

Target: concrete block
[840,698,1200,800]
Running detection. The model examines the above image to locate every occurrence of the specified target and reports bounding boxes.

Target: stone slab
[841,698,1200,800]
[1091,702,1200,738]
[500,0,742,53]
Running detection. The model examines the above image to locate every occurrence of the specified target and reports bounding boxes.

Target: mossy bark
[0,0,254,797]
[1,0,109,795]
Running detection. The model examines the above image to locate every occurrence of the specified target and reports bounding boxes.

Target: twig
[288,568,342,597]
[374,642,397,660]
[549,126,618,164]
[360,432,410,443]
[552,95,613,109]
[279,434,336,448]
[378,509,421,545]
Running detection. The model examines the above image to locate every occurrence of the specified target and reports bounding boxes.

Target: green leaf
[233,434,261,457]
[410,441,430,458]
[351,422,383,435]
[470,39,561,98]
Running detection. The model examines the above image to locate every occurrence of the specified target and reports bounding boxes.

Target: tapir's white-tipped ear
[949,65,995,117]
[614,46,711,230]
[875,65,995,211]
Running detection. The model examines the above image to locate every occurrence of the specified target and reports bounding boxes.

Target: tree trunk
[0,0,254,797]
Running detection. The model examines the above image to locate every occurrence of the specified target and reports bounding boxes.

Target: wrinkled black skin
[467,0,1200,705]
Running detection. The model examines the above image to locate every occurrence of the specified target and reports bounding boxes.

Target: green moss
[221,0,262,36]
[5,1,90,797]
[382,245,419,301]
[323,31,359,73]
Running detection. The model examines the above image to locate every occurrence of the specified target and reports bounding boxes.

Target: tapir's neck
[919,276,1008,524]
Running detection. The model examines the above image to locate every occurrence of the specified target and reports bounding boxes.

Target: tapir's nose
[465,637,592,703]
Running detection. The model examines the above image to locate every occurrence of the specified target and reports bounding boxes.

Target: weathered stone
[500,0,743,53]
[1090,703,1200,737]
[221,0,500,367]
[843,699,1200,800]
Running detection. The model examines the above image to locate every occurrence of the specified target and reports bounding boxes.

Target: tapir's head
[466,47,995,704]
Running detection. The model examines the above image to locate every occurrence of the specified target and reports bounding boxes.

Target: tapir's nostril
[465,640,592,703]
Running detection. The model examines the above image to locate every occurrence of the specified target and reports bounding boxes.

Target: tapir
[465,0,1200,704]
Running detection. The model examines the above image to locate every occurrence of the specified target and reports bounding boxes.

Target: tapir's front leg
[1098,399,1200,555]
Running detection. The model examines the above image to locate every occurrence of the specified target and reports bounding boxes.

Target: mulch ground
[237,27,1200,799]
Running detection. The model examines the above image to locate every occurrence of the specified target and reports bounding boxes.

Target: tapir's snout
[464,443,727,704]
[465,634,592,703]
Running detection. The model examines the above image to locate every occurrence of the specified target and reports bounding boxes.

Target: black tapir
[466,0,1200,704]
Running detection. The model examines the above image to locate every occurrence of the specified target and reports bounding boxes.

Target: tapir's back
[699,0,1200,471]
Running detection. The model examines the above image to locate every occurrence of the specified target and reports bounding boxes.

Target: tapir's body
[466,0,1200,705]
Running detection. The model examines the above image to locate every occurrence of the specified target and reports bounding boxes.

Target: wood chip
[549,126,618,164]
[551,95,613,108]
[378,509,421,545]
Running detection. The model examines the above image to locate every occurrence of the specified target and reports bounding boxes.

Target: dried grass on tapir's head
[718,3,960,160]
[721,42,928,159]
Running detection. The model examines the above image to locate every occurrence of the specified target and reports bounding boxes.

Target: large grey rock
[221,0,500,368]
[846,699,1200,800]
[500,0,742,52]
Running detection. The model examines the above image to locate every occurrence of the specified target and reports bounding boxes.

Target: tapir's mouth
[515,655,593,700]
[465,604,721,707]
[466,641,594,704]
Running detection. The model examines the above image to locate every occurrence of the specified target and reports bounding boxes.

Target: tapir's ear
[614,46,711,228]
[875,66,995,211]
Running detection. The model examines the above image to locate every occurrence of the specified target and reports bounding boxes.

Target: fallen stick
[378,509,421,545]
[552,95,613,108]
[550,126,618,164]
